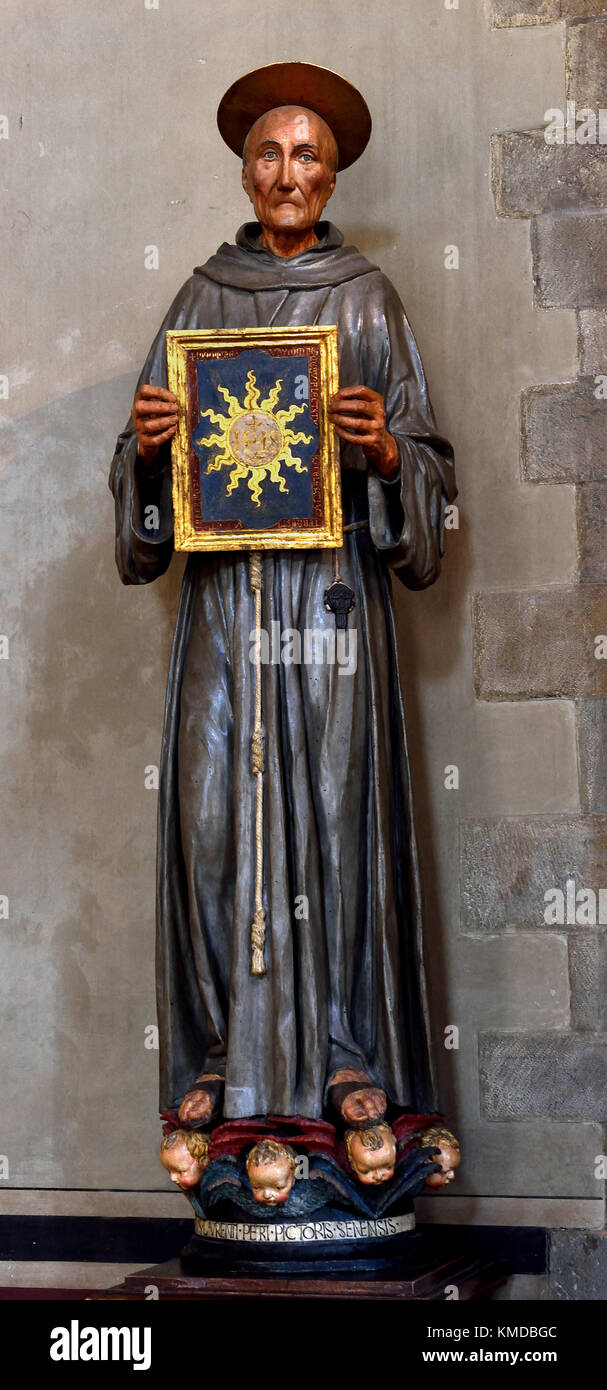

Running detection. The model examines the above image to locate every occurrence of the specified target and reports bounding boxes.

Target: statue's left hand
[328,385,399,482]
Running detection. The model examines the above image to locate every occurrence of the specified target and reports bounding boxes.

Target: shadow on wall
[0,374,183,1188]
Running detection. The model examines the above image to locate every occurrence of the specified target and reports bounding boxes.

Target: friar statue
[110,63,456,1149]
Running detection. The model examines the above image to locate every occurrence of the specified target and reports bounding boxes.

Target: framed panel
[167,326,341,550]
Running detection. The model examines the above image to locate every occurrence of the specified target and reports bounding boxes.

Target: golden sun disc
[228,410,283,469]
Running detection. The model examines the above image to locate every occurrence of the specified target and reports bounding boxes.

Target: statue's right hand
[131,384,179,465]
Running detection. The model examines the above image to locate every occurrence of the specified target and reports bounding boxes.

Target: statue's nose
[276,159,296,190]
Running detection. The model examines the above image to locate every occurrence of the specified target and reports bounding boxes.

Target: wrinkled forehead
[245,104,336,151]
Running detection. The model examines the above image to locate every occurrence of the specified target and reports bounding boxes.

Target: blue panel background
[193,349,318,528]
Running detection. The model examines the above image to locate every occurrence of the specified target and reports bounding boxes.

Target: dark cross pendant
[324,580,355,630]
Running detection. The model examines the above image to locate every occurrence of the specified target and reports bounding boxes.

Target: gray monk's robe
[109,221,456,1119]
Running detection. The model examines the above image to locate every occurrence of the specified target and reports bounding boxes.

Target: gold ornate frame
[166,326,341,551]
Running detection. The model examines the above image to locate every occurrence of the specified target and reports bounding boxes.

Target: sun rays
[195,369,312,506]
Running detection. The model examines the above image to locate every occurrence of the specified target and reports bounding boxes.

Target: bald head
[242,105,338,173]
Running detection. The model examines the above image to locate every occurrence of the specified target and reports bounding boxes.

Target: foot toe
[342,1087,387,1125]
[177,1090,212,1125]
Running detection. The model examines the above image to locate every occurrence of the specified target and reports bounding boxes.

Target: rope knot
[251,728,264,775]
[251,907,266,977]
[249,553,263,592]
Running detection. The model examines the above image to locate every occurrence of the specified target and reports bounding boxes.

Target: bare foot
[177,1073,223,1126]
[329,1068,387,1126]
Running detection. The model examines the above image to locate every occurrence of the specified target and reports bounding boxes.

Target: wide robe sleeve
[364,274,457,590]
[108,277,201,586]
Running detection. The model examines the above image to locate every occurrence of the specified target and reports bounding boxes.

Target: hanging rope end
[250,907,266,977]
[251,948,266,977]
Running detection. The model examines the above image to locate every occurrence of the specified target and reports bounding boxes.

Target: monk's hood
[194,221,379,291]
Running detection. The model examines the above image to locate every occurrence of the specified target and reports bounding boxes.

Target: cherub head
[159,1129,210,1190]
[344,1122,397,1186]
[245,1139,297,1206]
[420,1126,461,1188]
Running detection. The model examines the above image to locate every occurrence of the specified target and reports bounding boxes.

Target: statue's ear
[324,171,336,206]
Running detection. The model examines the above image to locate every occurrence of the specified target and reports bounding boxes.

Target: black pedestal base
[95,1229,512,1301]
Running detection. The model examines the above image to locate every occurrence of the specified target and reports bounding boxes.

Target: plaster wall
[0,0,597,1234]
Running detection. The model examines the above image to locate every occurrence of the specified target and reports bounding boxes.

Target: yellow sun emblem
[196,369,313,506]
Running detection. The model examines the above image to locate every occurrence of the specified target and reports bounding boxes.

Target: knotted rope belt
[247,522,367,975]
[249,552,266,976]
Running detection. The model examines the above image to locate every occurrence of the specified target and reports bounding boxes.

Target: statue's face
[241,105,336,236]
[348,1130,397,1186]
[247,1154,295,1205]
[424,1141,461,1189]
[159,1137,207,1190]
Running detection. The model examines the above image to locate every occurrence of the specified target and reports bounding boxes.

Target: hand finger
[330,405,383,425]
[329,404,380,421]
[138,429,177,450]
[330,395,380,409]
[137,384,178,403]
[135,400,180,418]
[137,415,178,434]
[333,427,376,445]
[330,413,380,431]
[331,384,377,397]
[331,385,378,402]
[146,424,177,446]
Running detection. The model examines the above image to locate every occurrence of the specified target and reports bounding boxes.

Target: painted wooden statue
[110,62,459,1259]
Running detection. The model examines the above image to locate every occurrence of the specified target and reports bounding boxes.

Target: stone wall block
[568,932,607,1027]
[474,588,607,700]
[567,16,607,105]
[480,1032,607,1118]
[576,698,607,807]
[522,379,607,482]
[577,485,607,583]
[532,212,607,308]
[460,816,607,930]
[491,1,607,25]
[493,133,607,217]
[578,309,607,370]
